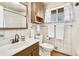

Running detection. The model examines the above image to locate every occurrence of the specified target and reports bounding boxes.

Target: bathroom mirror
[0,2,28,29]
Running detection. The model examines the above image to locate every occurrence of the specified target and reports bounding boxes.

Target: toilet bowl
[40,43,54,51]
[39,43,54,56]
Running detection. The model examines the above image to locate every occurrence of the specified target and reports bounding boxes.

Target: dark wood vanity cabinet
[14,42,39,56]
[31,2,45,24]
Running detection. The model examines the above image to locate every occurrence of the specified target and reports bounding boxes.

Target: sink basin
[10,41,29,49]
[0,41,29,56]
[0,44,11,56]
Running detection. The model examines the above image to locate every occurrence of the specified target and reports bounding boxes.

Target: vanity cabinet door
[14,42,39,56]
[32,48,39,56]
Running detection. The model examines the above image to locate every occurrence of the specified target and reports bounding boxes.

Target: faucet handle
[21,36,25,41]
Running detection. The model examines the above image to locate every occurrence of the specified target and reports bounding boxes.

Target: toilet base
[39,47,51,56]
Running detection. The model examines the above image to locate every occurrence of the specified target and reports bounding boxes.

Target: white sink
[0,41,29,56]
[0,44,11,56]
[10,41,29,49]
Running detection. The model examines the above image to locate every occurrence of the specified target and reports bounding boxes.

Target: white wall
[0,6,4,27]
[72,5,79,55]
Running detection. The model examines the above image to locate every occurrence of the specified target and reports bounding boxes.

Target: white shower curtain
[64,2,74,22]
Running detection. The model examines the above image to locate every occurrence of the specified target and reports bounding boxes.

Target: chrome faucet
[11,34,19,44]
[15,34,19,42]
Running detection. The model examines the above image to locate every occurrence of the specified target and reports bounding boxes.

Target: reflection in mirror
[0,2,28,29]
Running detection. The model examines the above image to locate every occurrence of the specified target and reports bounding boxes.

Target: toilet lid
[40,43,54,49]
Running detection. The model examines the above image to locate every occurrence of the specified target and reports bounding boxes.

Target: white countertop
[0,39,39,56]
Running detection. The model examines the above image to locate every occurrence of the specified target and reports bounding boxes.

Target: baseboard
[51,50,72,56]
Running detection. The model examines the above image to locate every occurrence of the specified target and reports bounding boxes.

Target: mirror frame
[0,2,28,30]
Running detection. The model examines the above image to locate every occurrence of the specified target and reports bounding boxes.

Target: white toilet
[39,43,54,56]
[35,35,54,56]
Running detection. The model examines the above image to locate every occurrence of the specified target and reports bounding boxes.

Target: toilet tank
[35,35,43,44]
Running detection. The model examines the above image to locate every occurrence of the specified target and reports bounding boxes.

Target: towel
[56,24,64,40]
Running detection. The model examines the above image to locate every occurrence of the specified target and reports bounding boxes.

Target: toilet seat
[40,43,54,51]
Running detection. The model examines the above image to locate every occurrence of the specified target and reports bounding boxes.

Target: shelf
[33,16,44,24]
